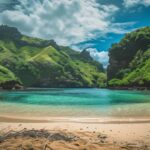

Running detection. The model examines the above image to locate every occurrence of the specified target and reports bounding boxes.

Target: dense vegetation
[1,25,149,90]
[0,25,106,89]
[107,27,150,88]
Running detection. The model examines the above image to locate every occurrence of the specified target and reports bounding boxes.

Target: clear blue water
[0,88,150,117]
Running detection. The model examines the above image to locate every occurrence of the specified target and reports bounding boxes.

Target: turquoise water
[0,88,150,118]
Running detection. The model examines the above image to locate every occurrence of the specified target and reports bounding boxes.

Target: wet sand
[0,116,150,150]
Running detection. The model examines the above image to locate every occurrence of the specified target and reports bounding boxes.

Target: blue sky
[0,0,150,67]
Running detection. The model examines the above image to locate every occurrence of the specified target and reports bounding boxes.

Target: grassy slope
[0,26,106,88]
[0,65,17,83]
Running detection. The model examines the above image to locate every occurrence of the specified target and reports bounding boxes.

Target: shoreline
[1,115,150,124]
[107,86,150,91]
[0,86,150,91]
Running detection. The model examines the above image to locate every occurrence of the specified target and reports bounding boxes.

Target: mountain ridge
[0,25,106,89]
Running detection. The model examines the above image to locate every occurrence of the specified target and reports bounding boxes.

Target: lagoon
[0,88,150,118]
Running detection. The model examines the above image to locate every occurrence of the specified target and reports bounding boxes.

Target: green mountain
[107,27,150,88]
[0,25,106,89]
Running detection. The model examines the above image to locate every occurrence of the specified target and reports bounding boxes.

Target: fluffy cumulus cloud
[87,48,109,68]
[123,0,150,8]
[0,0,132,46]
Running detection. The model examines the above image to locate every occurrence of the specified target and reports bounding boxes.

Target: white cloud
[123,0,150,8]
[0,0,133,47]
[87,48,109,68]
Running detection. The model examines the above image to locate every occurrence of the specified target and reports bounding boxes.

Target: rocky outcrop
[107,27,150,88]
[0,80,24,90]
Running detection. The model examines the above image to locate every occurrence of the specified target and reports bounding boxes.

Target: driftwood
[0,129,78,142]
[43,143,48,150]
[0,129,78,150]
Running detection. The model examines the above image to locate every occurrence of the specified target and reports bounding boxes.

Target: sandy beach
[0,116,150,150]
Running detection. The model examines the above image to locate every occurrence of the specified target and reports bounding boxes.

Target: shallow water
[0,88,150,118]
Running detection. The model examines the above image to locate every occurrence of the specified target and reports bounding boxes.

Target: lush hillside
[107,27,150,88]
[0,65,17,83]
[0,25,106,89]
